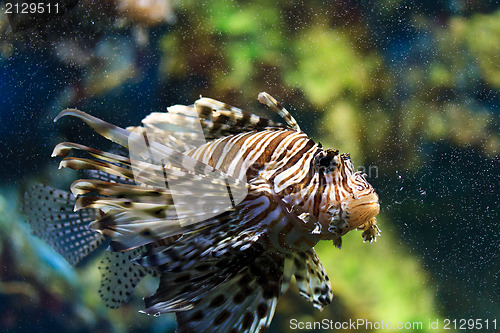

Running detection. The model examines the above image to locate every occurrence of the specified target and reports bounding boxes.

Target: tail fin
[22,184,106,266]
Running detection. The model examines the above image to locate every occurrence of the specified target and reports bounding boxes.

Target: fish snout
[344,192,380,231]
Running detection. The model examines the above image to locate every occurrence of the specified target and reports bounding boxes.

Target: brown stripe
[196,104,213,119]
[300,151,318,189]
[313,171,326,218]
[268,138,315,184]
[219,131,259,175]
[257,117,270,127]
[276,149,314,191]
[339,161,353,195]
[208,135,233,168]
[266,132,304,167]
[257,130,295,165]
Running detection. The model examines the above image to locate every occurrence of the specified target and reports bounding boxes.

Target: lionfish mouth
[344,192,380,231]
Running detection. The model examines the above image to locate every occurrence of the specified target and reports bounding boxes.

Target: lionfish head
[314,148,380,239]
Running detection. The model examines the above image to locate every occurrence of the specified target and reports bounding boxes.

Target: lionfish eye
[315,148,340,172]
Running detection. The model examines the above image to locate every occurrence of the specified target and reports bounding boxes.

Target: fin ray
[291,249,333,310]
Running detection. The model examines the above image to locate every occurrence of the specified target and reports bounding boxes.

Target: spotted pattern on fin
[173,251,284,333]
[22,185,105,266]
[138,217,269,314]
[98,246,157,308]
[290,249,333,310]
[134,211,265,269]
[86,168,136,185]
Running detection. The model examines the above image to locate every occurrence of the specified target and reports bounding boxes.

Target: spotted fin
[147,250,284,333]
[134,211,265,269]
[98,246,158,308]
[134,210,268,311]
[175,262,281,333]
[22,185,106,266]
[86,169,136,185]
[290,249,333,310]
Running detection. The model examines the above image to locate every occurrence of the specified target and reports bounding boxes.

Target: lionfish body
[23,93,380,333]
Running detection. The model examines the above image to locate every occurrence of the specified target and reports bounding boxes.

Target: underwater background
[0,0,498,332]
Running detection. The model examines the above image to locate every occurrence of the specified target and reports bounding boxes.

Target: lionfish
[23,93,380,333]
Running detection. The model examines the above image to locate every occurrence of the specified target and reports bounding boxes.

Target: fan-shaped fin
[141,246,284,333]
[174,259,281,333]
[22,184,106,266]
[290,249,333,310]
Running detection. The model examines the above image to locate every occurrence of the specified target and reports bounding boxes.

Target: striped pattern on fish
[23,92,380,333]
